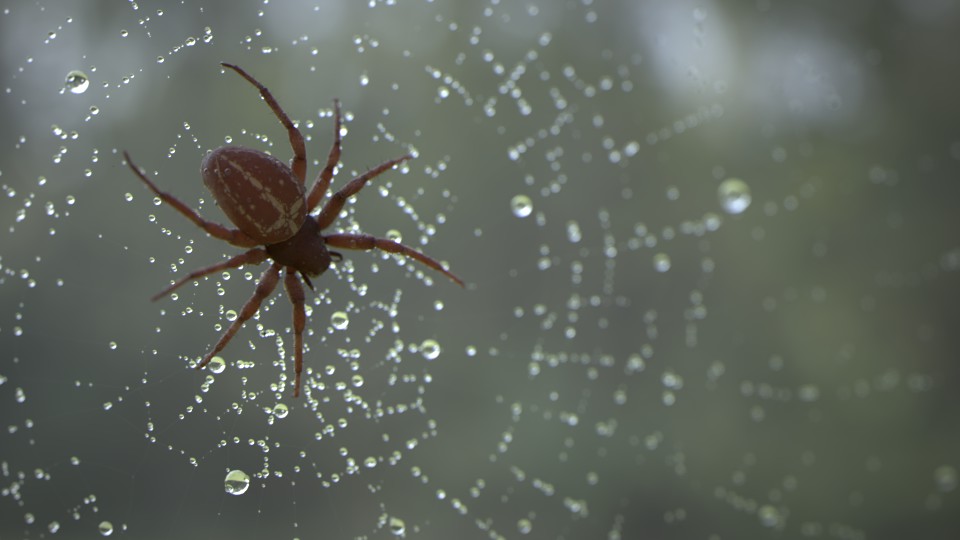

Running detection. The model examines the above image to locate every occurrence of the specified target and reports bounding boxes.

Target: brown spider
[124,63,463,397]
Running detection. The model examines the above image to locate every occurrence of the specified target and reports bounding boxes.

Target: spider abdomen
[201,146,307,244]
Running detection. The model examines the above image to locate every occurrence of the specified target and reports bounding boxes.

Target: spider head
[265,216,332,278]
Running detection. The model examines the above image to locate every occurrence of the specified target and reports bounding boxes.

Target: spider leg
[324,233,464,287]
[315,154,413,230]
[124,151,259,248]
[151,248,268,301]
[220,63,307,183]
[197,262,282,370]
[306,99,342,212]
[283,269,307,397]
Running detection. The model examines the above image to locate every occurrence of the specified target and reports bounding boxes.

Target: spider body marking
[201,146,306,245]
[124,63,463,397]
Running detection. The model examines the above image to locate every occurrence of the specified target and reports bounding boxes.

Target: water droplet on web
[331,311,349,330]
[388,516,406,536]
[511,195,533,218]
[718,178,752,214]
[207,356,226,374]
[653,253,671,272]
[64,70,89,94]
[934,465,958,492]
[566,221,582,243]
[420,339,441,360]
[224,469,250,495]
[273,403,289,419]
[98,520,114,536]
[757,504,782,527]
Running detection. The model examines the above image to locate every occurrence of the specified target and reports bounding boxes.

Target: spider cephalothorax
[124,63,463,397]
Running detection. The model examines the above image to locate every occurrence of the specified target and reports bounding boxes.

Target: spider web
[2,1,960,538]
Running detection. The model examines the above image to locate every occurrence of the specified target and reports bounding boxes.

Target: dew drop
[420,339,441,360]
[653,253,672,272]
[224,469,250,495]
[207,356,226,374]
[934,465,958,492]
[64,70,90,94]
[718,178,752,214]
[388,517,406,536]
[566,221,582,243]
[331,311,349,330]
[511,194,533,218]
[98,520,114,536]
[757,505,782,527]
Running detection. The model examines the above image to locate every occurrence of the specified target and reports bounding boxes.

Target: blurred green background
[2,1,959,538]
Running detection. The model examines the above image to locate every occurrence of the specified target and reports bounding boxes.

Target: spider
[124,62,463,397]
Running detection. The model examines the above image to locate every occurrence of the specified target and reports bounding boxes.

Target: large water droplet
[653,253,671,272]
[224,469,250,495]
[64,70,90,94]
[510,195,533,218]
[420,339,441,360]
[934,465,958,493]
[207,356,226,374]
[388,516,406,536]
[331,311,349,330]
[718,178,752,214]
